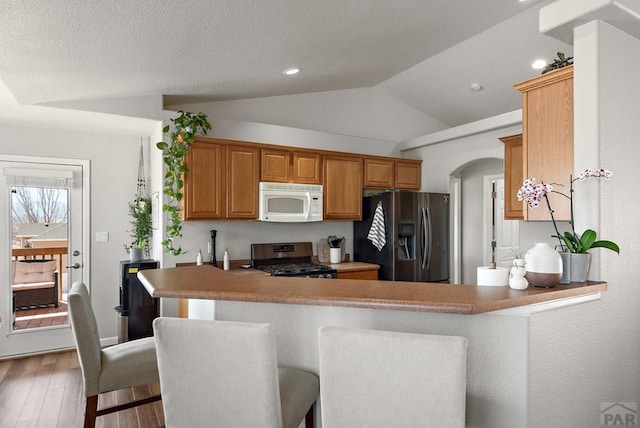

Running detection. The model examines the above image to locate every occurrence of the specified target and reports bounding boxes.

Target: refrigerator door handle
[421,207,430,269]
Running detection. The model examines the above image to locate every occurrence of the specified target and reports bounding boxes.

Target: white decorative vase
[524,243,562,288]
[569,253,591,283]
[509,263,528,290]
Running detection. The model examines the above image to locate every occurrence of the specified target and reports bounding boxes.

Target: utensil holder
[330,248,342,264]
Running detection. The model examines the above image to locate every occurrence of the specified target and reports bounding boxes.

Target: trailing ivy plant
[542,52,573,74]
[156,111,212,255]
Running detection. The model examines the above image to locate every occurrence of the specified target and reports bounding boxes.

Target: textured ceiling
[0,0,574,127]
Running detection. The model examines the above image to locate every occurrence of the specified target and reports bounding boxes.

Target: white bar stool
[318,326,468,428]
[154,317,319,428]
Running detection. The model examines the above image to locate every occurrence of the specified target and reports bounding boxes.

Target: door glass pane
[11,186,69,330]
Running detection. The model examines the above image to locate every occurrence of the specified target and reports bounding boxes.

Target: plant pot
[130,247,145,262]
[559,252,571,284]
[524,243,562,288]
[569,253,591,283]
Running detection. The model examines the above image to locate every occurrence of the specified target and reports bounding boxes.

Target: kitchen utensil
[328,236,344,248]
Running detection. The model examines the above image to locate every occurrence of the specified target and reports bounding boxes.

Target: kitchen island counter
[138,265,606,315]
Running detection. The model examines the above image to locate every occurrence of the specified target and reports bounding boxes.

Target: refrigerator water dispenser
[397,223,415,260]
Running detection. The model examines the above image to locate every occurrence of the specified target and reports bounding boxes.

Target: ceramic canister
[524,242,563,288]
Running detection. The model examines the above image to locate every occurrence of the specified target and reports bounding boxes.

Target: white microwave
[258,182,323,222]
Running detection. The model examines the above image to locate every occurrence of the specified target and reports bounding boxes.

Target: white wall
[43,94,164,121]
[170,115,405,157]
[528,20,640,428]
[404,124,518,193]
[0,120,156,338]
[168,86,447,143]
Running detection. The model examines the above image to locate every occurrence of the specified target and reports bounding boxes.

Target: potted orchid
[517,168,619,282]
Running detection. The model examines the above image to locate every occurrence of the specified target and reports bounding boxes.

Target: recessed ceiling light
[282,67,300,76]
[531,59,547,70]
[470,83,484,92]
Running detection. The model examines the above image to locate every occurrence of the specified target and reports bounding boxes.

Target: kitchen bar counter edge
[138,265,606,315]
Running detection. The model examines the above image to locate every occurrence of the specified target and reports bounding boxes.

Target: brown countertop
[138,265,606,315]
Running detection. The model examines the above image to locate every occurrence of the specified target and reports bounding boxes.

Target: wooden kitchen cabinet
[514,65,573,221]
[227,144,260,219]
[394,160,421,190]
[293,151,322,183]
[323,155,363,220]
[500,133,524,220]
[260,148,321,184]
[364,158,422,190]
[337,269,378,280]
[364,158,394,188]
[183,139,226,219]
[184,137,422,222]
[183,138,258,220]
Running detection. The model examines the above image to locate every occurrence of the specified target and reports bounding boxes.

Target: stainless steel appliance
[354,192,449,282]
[258,182,323,222]
[251,242,337,278]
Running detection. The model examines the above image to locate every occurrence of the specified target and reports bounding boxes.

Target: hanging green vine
[156,111,212,255]
[125,195,153,258]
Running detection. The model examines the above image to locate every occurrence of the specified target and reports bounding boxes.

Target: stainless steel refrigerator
[354,192,449,282]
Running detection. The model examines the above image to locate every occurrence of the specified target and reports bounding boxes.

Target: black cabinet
[115,260,159,342]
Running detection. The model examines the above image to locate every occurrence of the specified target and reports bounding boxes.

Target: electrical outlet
[96,232,109,242]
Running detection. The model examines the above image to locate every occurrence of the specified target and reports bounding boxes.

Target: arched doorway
[449,158,519,284]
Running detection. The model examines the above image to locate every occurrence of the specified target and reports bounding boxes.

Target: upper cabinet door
[227,145,260,219]
[364,158,394,188]
[364,158,422,190]
[500,134,524,220]
[292,151,322,184]
[261,148,290,182]
[394,160,421,190]
[260,148,321,184]
[183,140,225,220]
[515,66,573,221]
[323,155,363,220]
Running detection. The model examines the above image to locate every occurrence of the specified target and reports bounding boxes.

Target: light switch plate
[96,231,109,242]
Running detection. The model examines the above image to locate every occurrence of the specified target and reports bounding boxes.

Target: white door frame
[449,177,462,284]
[0,154,90,358]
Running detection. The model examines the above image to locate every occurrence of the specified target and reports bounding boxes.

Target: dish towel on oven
[367,202,386,251]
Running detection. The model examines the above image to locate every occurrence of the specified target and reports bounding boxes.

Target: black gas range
[251,242,337,279]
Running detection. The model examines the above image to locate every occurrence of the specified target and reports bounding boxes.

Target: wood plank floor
[0,350,164,428]
[14,303,69,331]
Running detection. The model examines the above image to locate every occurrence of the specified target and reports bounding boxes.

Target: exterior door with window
[0,156,88,357]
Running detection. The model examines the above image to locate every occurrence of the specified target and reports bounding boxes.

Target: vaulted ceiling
[0,0,573,129]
